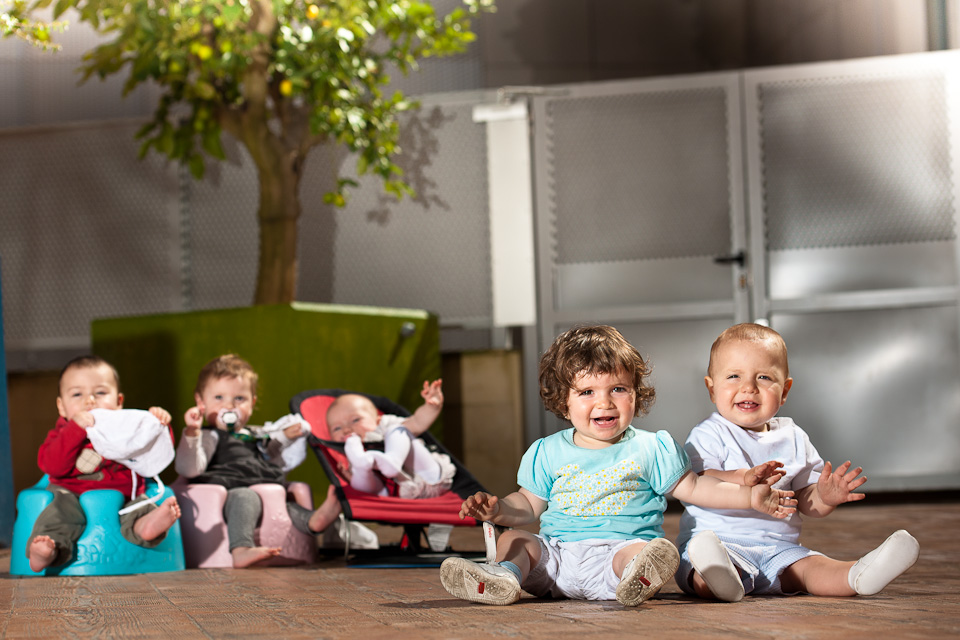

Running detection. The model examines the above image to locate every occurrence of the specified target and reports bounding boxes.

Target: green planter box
[91,302,440,504]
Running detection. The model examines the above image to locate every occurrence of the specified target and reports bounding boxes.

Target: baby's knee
[497,530,541,560]
[224,487,262,512]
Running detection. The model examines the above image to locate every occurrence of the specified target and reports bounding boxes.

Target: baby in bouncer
[325,379,456,499]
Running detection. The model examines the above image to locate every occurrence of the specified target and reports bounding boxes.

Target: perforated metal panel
[0,14,158,129]
[743,51,960,489]
[0,123,181,350]
[298,100,493,325]
[1,20,496,366]
[777,307,960,482]
[532,74,747,443]
[185,138,261,310]
[534,74,746,320]
[760,74,955,250]
[548,88,732,264]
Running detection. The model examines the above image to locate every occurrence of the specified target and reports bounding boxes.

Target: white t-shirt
[677,412,824,548]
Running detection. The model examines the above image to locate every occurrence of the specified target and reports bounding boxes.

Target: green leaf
[188,154,205,179]
[201,126,225,159]
[193,81,216,100]
[19,0,497,301]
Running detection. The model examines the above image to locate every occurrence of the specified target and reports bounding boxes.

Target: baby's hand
[750,483,797,519]
[817,460,867,507]
[183,406,203,437]
[459,491,500,521]
[283,422,304,440]
[421,379,443,407]
[73,411,95,428]
[745,460,785,487]
[148,406,172,426]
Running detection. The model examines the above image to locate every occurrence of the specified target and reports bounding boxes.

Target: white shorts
[677,533,823,596]
[524,535,647,600]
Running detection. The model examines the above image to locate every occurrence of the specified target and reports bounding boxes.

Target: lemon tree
[2,0,63,47]
[32,0,494,303]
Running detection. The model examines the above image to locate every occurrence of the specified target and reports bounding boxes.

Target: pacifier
[216,408,240,430]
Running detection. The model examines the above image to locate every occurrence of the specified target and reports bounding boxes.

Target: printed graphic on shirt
[75,448,103,474]
[552,460,644,516]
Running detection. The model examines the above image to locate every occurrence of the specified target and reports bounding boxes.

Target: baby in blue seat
[27,355,182,572]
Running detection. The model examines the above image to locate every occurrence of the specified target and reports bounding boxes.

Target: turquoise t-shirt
[517,426,690,542]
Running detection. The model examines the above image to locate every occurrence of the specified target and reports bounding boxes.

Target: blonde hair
[708,323,789,378]
[326,393,378,419]
[539,325,655,419]
[194,354,258,397]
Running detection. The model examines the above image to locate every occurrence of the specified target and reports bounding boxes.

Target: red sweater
[37,416,146,499]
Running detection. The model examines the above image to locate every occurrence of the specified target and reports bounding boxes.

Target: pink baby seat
[172,479,316,568]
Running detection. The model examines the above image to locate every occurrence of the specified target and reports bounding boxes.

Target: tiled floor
[2,498,958,639]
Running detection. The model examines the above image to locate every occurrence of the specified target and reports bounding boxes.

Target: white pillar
[472,101,537,328]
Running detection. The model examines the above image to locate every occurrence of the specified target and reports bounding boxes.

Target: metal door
[531,73,750,445]
[743,51,960,490]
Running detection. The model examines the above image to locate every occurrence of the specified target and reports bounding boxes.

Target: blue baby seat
[10,475,186,576]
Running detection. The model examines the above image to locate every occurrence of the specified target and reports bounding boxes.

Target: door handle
[713,250,746,267]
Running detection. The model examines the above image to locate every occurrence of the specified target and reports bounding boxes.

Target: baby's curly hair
[194,354,258,397]
[539,325,655,419]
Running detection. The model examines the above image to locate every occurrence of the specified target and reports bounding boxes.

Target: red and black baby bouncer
[291,388,487,566]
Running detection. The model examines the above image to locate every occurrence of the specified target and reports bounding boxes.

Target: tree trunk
[253,155,302,305]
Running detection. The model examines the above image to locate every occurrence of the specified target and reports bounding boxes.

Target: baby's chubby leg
[781,530,918,596]
[780,555,856,596]
[26,488,86,571]
[495,528,542,577]
[307,485,342,533]
[374,428,413,479]
[224,487,281,568]
[343,435,387,494]
[688,531,745,602]
[27,536,58,573]
[231,546,282,568]
[408,438,442,484]
[133,496,182,542]
[440,529,540,605]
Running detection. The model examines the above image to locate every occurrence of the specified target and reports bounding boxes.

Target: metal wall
[745,52,960,490]
[3,23,959,489]
[532,71,748,448]
[0,91,497,370]
[532,50,960,490]
[0,260,13,544]
[0,0,495,370]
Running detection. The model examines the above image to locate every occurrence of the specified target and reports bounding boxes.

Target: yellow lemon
[306,5,320,20]
[280,79,293,96]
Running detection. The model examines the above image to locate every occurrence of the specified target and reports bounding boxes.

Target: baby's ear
[117,392,124,409]
[704,376,717,403]
[780,378,793,404]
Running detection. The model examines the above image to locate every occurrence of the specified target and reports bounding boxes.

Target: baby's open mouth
[593,416,618,426]
[736,402,758,410]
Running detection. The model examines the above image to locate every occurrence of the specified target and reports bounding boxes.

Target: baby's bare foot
[134,497,182,542]
[232,546,282,568]
[308,486,342,533]
[28,535,58,572]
